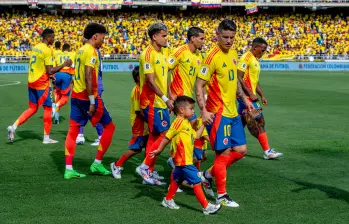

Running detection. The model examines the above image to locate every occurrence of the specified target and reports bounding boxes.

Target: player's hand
[249,93,258,102]
[88,104,95,116]
[149,150,160,158]
[245,100,255,112]
[202,110,214,126]
[261,96,268,106]
[166,99,174,111]
[64,59,73,67]
[49,74,56,82]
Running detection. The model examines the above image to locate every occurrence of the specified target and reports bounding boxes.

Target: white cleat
[76,134,85,145]
[135,166,154,185]
[161,198,180,210]
[90,138,100,146]
[203,203,221,215]
[7,126,15,143]
[110,163,123,179]
[201,172,215,197]
[153,178,167,186]
[264,148,283,160]
[151,171,165,180]
[216,194,239,208]
[43,138,58,144]
[176,188,183,193]
[167,157,175,169]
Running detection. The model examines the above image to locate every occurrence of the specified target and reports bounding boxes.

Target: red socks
[115,154,129,167]
[43,106,52,135]
[65,126,80,165]
[258,132,270,151]
[193,184,209,208]
[95,122,115,160]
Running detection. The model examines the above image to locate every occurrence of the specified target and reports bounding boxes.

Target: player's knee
[105,121,116,132]
[234,145,247,155]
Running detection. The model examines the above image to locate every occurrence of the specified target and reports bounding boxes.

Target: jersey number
[29,55,36,73]
[189,66,196,76]
[60,56,70,65]
[224,125,231,137]
[74,58,81,80]
[158,110,163,120]
[161,66,165,76]
[228,69,234,81]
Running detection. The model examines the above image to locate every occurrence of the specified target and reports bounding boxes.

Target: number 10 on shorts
[224,125,231,137]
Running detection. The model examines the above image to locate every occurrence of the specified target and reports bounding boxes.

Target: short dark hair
[173,96,195,116]
[132,66,140,83]
[148,22,168,40]
[252,37,268,46]
[41,28,54,39]
[187,27,204,42]
[83,23,107,40]
[54,41,61,49]
[217,19,237,33]
[62,43,70,51]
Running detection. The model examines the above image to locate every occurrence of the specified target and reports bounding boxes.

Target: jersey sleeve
[237,53,250,73]
[132,87,140,112]
[142,51,154,75]
[44,48,53,66]
[197,54,215,81]
[84,48,98,68]
[167,48,182,70]
[165,118,184,140]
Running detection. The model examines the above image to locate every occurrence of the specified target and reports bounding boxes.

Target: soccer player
[63,23,115,179]
[7,28,72,144]
[150,96,221,215]
[166,26,205,168]
[52,43,75,124]
[76,45,104,146]
[136,22,174,185]
[110,66,148,179]
[237,37,283,160]
[196,19,254,207]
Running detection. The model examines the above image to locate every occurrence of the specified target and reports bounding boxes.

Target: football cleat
[216,194,239,208]
[264,148,283,160]
[161,198,180,210]
[203,203,221,215]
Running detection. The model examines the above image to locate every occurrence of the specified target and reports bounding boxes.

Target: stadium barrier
[2,61,349,74]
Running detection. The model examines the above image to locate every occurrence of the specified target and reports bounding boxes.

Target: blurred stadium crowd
[1,9,349,58]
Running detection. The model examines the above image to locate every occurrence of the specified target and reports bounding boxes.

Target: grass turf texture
[0,71,349,223]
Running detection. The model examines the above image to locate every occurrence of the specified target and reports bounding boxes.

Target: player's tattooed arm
[195,78,207,112]
[237,80,255,111]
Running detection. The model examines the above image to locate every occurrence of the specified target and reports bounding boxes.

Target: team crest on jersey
[233,59,237,65]
[223,138,228,145]
[197,59,200,65]
[162,121,168,127]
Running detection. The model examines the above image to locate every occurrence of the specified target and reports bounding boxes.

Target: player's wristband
[88,95,95,105]
[161,95,169,103]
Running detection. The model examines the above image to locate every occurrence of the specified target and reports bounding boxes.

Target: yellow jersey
[237,51,260,96]
[72,43,99,100]
[169,44,202,99]
[53,49,62,60]
[28,42,53,90]
[166,117,196,166]
[130,85,148,136]
[198,44,239,118]
[139,45,169,109]
[54,51,75,75]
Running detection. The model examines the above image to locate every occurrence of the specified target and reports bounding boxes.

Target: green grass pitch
[1,71,349,223]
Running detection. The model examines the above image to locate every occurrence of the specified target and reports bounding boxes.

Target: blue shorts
[173,165,201,185]
[194,148,204,160]
[28,86,52,107]
[237,98,263,119]
[70,96,112,127]
[55,72,72,95]
[206,114,246,151]
[188,112,197,122]
[128,135,148,151]
[142,106,170,134]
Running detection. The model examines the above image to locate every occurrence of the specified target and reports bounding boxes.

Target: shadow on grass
[290,179,349,204]
[7,130,42,144]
